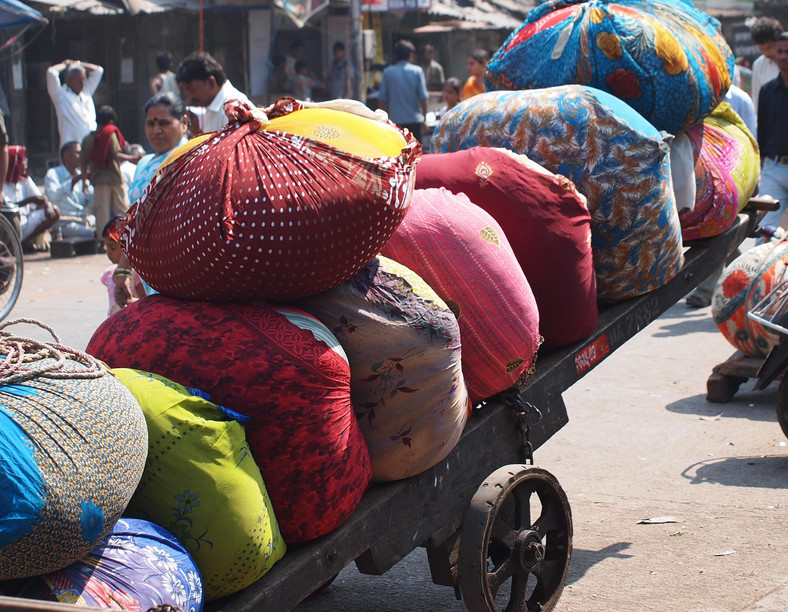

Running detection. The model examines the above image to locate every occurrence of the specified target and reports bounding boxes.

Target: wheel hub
[514,530,545,571]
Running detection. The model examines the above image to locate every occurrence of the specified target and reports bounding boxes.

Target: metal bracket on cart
[492,387,543,465]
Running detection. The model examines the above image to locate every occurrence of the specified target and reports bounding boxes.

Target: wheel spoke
[528,572,548,608]
[487,556,514,597]
[512,487,532,530]
[532,494,562,536]
[491,512,520,549]
[503,574,530,612]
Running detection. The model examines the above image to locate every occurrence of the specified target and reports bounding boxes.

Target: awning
[424,0,533,31]
[0,0,47,28]
[30,0,126,16]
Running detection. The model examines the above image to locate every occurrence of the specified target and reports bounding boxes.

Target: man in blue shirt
[378,40,429,144]
[756,31,788,230]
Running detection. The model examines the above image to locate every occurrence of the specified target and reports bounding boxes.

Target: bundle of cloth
[484,0,734,135]
[433,85,683,303]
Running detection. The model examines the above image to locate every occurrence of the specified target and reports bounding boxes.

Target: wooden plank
[0,595,101,611]
[211,406,523,611]
[712,352,762,379]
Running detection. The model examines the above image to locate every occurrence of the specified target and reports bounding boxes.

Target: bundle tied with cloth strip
[119,97,421,302]
[0,319,148,579]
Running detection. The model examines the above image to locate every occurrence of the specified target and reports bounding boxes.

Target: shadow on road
[665,392,777,423]
[566,542,633,585]
[650,313,719,339]
[681,455,788,488]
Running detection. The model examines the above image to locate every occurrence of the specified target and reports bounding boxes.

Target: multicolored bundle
[679,102,760,241]
[381,187,541,404]
[416,148,597,352]
[86,296,371,544]
[0,321,147,580]
[712,240,788,358]
[114,368,286,600]
[6,518,204,611]
[433,86,683,302]
[485,0,733,134]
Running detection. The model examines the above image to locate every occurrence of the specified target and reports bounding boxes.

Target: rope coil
[0,318,107,386]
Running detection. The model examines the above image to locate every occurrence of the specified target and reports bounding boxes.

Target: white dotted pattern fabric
[121,105,420,301]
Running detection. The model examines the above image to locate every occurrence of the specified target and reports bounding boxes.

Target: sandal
[686,295,711,308]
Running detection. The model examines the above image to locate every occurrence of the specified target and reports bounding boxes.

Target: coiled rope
[0,318,107,386]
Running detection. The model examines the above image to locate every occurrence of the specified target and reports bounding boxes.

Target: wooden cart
[0,206,762,612]
[208,207,761,612]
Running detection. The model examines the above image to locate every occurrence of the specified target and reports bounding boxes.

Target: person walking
[750,17,783,110]
[46,59,104,149]
[325,41,358,100]
[418,43,445,92]
[378,39,429,144]
[756,31,788,231]
[175,51,253,135]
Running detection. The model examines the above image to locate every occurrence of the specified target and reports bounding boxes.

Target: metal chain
[496,387,542,465]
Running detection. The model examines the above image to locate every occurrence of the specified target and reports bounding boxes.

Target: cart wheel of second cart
[458,465,572,612]
[776,377,788,439]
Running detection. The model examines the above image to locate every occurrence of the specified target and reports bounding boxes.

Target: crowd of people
[0,16,785,317]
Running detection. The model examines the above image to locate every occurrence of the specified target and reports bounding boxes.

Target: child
[100,217,145,316]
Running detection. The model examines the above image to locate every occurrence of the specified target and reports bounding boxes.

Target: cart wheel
[776,377,788,439]
[458,465,572,612]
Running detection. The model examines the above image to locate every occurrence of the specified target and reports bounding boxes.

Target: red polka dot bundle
[712,240,788,358]
[120,98,420,301]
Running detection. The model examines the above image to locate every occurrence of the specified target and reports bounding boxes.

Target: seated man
[44,140,96,240]
[3,146,60,251]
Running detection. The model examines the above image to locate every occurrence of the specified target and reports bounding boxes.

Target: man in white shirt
[725,84,757,137]
[175,51,253,134]
[750,17,783,110]
[46,59,104,149]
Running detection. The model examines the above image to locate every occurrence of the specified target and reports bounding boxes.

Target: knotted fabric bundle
[121,98,420,301]
[86,296,371,543]
[485,0,734,135]
[679,102,760,241]
[433,86,683,302]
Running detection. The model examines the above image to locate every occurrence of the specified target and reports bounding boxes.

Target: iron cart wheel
[458,465,572,612]
[776,377,788,439]
[0,212,24,322]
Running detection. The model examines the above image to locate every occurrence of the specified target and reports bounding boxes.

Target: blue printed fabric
[8,518,204,612]
[485,0,734,135]
[432,85,683,302]
[0,362,148,580]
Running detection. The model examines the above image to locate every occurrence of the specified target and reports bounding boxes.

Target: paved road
[9,250,788,612]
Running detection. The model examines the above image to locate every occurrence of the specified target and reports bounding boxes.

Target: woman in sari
[115,91,189,306]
